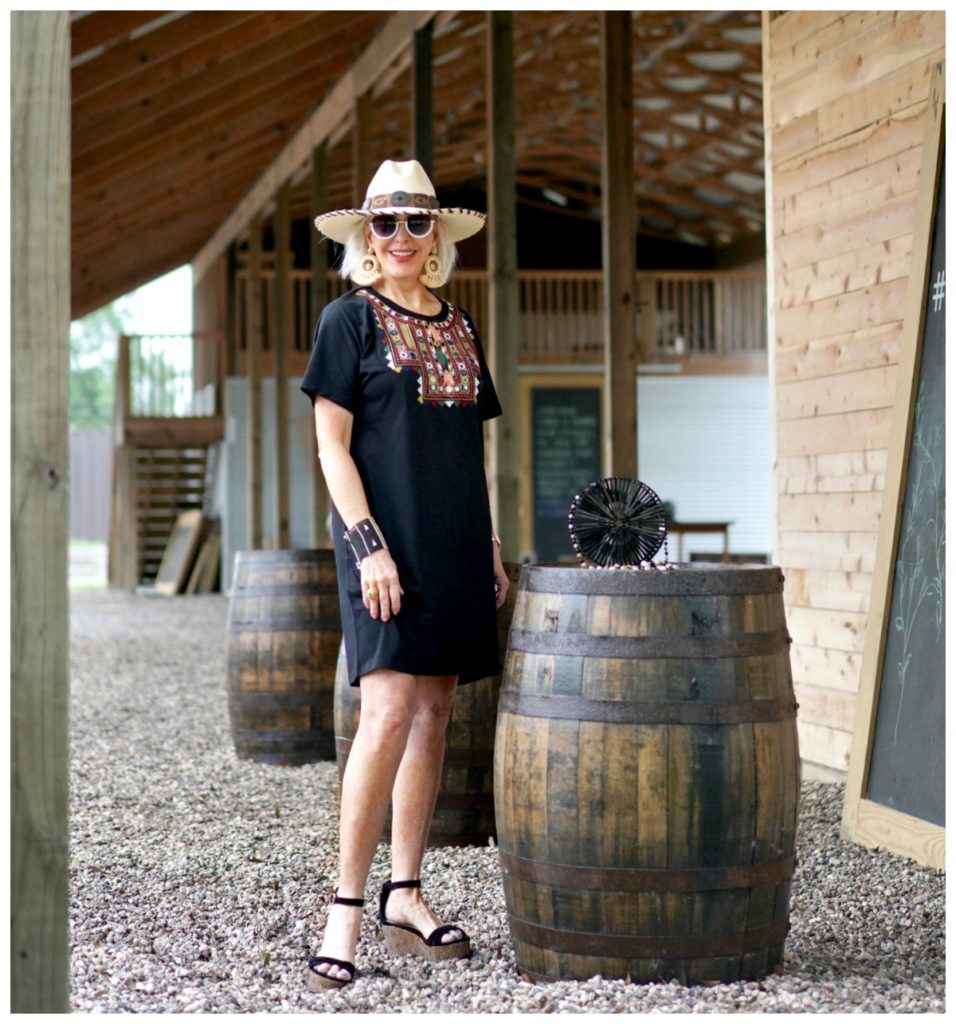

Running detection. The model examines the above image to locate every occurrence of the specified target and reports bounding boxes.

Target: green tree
[70,300,130,429]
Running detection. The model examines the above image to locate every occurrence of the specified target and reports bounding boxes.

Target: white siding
[637,375,773,560]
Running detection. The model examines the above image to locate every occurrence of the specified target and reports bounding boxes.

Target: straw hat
[313,159,485,244]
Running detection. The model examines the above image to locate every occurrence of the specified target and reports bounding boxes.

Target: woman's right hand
[361,549,403,621]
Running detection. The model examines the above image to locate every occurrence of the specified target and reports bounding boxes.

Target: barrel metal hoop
[233,548,332,565]
[434,792,494,811]
[498,689,797,725]
[227,692,325,708]
[230,583,340,598]
[520,565,784,597]
[506,627,790,660]
[227,614,340,632]
[508,916,790,959]
[499,850,795,892]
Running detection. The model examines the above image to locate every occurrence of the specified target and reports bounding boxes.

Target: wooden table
[665,521,733,562]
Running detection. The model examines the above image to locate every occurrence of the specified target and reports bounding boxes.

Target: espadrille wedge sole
[380,920,471,960]
[378,879,472,961]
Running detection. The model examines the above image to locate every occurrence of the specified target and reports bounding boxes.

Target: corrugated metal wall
[69,428,112,541]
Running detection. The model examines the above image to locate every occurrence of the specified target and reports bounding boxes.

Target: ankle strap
[384,879,421,892]
[333,894,365,907]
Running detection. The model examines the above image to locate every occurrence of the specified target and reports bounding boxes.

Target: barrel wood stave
[495,564,799,985]
[226,549,341,765]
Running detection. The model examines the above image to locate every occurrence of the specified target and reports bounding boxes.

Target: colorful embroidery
[362,290,482,407]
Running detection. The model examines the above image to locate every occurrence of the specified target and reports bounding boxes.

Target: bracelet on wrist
[344,516,388,568]
[492,532,501,547]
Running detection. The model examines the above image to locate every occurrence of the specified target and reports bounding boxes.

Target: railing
[235,268,766,361]
[115,333,221,420]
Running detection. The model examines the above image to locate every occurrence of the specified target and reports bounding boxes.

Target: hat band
[362,191,441,212]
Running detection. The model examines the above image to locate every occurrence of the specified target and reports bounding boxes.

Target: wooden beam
[632,10,728,72]
[225,242,239,377]
[353,86,375,199]
[246,218,264,550]
[122,416,225,448]
[310,143,331,548]
[192,10,434,282]
[600,11,638,477]
[486,12,520,560]
[413,19,434,174]
[11,10,70,1012]
[273,182,292,550]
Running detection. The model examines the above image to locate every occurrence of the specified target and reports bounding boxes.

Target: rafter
[71,11,172,63]
[73,12,257,102]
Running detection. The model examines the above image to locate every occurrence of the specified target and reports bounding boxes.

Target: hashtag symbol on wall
[931,270,945,313]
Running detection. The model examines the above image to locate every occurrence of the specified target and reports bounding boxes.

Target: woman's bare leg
[314,668,416,981]
[385,675,465,943]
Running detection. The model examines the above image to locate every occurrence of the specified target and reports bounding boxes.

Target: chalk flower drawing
[891,388,945,745]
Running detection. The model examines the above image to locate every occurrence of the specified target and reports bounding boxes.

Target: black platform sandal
[306,894,365,991]
[378,879,471,960]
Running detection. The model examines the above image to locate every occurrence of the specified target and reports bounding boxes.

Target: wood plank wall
[763,10,945,778]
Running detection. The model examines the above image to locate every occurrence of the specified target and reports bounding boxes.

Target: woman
[300,159,509,991]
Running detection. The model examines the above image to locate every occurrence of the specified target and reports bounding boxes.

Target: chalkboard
[843,62,945,869]
[866,158,945,826]
[531,387,601,561]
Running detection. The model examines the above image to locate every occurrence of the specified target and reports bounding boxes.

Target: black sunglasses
[368,213,436,240]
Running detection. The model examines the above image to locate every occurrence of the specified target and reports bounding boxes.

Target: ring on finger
[366,587,379,601]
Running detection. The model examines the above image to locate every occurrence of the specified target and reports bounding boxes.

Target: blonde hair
[339,221,458,285]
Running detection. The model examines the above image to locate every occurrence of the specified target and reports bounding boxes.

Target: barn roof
[71,9,765,319]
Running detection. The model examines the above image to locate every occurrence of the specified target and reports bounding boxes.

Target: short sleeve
[300,296,366,410]
[461,308,503,422]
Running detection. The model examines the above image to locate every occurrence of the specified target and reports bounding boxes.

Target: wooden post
[11,10,70,1012]
[310,143,331,547]
[486,11,520,561]
[353,87,374,198]
[600,11,638,477]
[225,242,238,378]
[412,20,434,174]
[245,219,264,550]
[273,183,292,550]
[108,335,142,589]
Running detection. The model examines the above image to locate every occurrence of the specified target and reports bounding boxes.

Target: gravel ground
[68,591,945,1013]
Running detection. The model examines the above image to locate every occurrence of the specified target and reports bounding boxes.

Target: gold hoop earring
[352,246,382,286]
[419,251,446,289]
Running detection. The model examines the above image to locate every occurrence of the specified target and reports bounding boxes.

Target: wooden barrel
[494,563,800,985]
[334,562,522,846]
[226,549,341,765]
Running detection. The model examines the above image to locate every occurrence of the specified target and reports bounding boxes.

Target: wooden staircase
[108,335,224,588]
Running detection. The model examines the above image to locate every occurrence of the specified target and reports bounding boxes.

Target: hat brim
[313,207,486,244]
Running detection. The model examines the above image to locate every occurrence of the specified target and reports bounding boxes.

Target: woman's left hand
[492,540,509,610]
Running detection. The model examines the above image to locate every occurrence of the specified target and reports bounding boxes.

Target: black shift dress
[301,287,503,687]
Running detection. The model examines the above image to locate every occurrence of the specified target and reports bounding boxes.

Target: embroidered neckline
[360,289,481,408]
[361,287,450,326]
